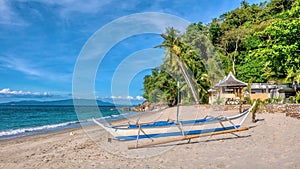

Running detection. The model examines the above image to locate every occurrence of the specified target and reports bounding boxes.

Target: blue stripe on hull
[127,118,222,129]
[125,109,249,129]
[116,125,241,141]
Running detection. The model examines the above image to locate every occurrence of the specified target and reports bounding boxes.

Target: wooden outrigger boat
[93,79,256,149]
[92,102,256,142]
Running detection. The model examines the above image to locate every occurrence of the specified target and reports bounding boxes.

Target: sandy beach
[0,105,299,169]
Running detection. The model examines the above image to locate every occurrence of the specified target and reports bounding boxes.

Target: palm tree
[156,27,200,104]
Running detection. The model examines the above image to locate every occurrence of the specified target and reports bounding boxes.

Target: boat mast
[176,81,180,123]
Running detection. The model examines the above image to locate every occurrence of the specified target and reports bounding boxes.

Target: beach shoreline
[1,105,300,169]
[0,106,141,141]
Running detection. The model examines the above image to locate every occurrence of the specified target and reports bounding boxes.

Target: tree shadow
[130,126,259,149]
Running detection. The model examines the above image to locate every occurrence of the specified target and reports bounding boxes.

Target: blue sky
[0,0,265,103]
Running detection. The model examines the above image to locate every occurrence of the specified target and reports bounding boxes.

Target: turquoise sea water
[0,105,137,140]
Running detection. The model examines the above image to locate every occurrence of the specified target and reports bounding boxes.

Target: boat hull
[115,124,241,141]
[93,102,255,141]
[100,117,243,141]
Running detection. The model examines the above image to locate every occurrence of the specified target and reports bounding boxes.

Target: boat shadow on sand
[146,126,258,148]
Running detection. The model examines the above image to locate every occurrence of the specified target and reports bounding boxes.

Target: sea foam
[0,109,139,140]
[0,121,79,137]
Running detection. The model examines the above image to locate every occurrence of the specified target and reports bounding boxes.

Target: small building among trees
[208,72,299,105]
[208,72,247,105]
[249,83,297,102]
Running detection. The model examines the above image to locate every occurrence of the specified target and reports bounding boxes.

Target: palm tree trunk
[178,59,199,104]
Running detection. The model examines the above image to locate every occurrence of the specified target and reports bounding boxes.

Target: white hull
[93,102,255,141]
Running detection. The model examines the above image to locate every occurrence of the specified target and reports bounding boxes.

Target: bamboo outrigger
[128,126,249,149]
[92,80,256,149]
[92,102,256,148]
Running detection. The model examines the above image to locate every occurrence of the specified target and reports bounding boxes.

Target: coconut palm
[156,27,201,104]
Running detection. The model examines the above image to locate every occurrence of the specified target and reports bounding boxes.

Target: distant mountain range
[0,99,114,106]
[100,98,144,106]
[0,98,144,106]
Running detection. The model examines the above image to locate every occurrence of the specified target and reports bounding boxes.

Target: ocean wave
[0,121,79,137]
[0,112,140,138]
[111,114,120,117]
[89,112,138,121]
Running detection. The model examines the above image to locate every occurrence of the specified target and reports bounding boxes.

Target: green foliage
[272,96,283,104]
[143,27,211,106]
[252,99,269,122]
[244,97,251,104]
[252,100,258,123]
[251,17,300,81]
[143,69,178,106]
[236,58,267,82]
[207,0,300,83]
[295,93,300,104]
[252,99,262,123]
[246,77,254,93]
[143,0,300,106]
[208,18,223,45]
[289,92,300,103]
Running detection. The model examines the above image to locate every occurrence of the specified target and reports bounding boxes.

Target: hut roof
[214,72,247,87]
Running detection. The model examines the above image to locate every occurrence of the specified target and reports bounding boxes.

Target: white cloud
[0,0,111,26]
[0,88,50,97]
[0,56,71,82]
[0,56,42,76]
[0,0,11,21]
[0,0,27,26]
[136,96,145,100]
[109,95,144,100]
[126,96,134,100]
[110,96,122,99]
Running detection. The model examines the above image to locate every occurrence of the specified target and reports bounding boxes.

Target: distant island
[0,98,144,107]
[0,99,114,106]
